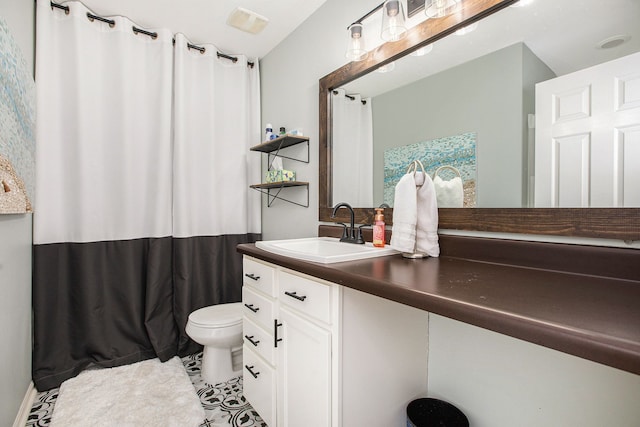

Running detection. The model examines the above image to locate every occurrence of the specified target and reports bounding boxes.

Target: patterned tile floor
[25,352,267,427]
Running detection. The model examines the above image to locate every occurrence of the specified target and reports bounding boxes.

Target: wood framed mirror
[319,0,639,241]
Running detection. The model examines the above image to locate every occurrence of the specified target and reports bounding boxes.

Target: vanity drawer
[243,317,275,366]
[243,344,276,427]
[243,286,275,331]
[243,257,277,297]
[279,271,332,325]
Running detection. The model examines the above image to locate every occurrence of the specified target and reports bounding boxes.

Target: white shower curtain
[332,89,373,206]
[173,33,261,238]
[33,0,261,390]
[172,34,261,354]
[35,1,174,243]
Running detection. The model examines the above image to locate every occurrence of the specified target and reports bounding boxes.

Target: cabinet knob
[284,291,307,302]
[245,273,260,281]
[244,303,260,313]
[245,365,260,379]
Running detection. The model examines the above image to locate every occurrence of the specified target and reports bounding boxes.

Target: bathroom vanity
[239,231,640,426]
[241,255,429,427]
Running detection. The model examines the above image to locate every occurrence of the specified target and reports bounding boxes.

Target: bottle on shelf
[265,123,274,142]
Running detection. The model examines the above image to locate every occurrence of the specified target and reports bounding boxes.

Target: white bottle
[265,123,274,142]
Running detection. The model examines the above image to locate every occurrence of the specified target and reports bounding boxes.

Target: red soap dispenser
[373,208,385,248]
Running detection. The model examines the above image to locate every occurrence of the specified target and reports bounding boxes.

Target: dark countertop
[237,238,640,377]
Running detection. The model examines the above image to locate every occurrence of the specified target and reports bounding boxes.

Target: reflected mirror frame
[318,0,640,241]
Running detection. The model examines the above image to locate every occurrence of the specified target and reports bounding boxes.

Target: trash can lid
[406,398,469,427]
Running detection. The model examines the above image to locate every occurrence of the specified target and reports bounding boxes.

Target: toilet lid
[188,302,243,328]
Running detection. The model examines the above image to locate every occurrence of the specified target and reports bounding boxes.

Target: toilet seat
[188,302,242,328]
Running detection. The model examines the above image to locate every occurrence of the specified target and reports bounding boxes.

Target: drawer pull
[245,273,260,281]
[245,335,260,347]
[274,319,283,348]
[284,291,307,302]
[244,303,260,313]
[245,365,260,379]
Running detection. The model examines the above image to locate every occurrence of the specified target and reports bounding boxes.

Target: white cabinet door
[243,344,276,427]
[277,305,331,427]
[535,51,640,207]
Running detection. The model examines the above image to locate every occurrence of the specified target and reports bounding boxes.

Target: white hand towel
[415,172,440,257]
[390,173,418,253]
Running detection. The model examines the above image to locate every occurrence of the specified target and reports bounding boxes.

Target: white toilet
[185,302,243,385]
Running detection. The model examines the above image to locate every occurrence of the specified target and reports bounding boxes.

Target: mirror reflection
[332,0,640,208]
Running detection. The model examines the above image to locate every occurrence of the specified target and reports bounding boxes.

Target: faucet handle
[356,224,370,244]
[337,223,349,240]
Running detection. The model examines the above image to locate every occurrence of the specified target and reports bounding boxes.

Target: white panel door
[535,52,640,207]
[277,306,331,427]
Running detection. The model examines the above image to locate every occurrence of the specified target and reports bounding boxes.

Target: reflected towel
[415,172,439,257]
[434,175,464,208]
[390,173,417,253]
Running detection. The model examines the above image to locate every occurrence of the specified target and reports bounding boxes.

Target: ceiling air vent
[226,7,269,34]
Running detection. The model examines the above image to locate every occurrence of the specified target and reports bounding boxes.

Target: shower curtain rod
[332,90,367,105]
[49,1,255,68]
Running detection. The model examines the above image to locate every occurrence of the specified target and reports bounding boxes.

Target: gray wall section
[0,215,33,425]
[372,43,554,207]
[259,0,378,240]
[522,44,556,206]
[0,1,35,425]
[261,1,640,424]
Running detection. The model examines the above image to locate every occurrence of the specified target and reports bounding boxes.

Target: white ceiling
[71,0,639,88]
[344,0,640,97]
[77,0,328,59]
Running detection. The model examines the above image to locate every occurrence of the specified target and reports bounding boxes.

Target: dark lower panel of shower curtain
[173,233,261,356]
[32,237,177,391]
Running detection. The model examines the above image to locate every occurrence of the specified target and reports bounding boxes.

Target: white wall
[261,1,640,425]
[428,314,640,426]
[0,0,35,425]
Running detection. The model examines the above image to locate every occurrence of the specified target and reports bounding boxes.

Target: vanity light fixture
[376,61,396,73]
[381,0,408,42]
[345,1,409,62]
[425,0,461,19]
[410,44,434,56]
[455,21,478,35]
[346,23,368,61]
[510,0,534,7]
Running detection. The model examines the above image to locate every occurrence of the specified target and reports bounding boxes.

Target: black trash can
[406,398,469,427]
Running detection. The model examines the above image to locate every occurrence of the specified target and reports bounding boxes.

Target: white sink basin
[256,237,398,264]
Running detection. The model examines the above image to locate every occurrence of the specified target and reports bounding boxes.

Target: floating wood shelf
[250,181,309,207]
[250,134,310,207]
[250,134,309,153]
[250,181,309,190]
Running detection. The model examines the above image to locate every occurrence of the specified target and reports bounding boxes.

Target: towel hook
[406,160,427,188]
[433,165,461,179]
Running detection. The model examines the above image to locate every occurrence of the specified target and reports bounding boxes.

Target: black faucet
[331,202,365,244]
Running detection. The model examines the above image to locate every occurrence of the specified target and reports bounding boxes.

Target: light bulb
[346,23,368,61]
[381,0,407,42]
[425,0,460,19]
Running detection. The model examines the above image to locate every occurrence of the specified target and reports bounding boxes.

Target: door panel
[536,52,640,207]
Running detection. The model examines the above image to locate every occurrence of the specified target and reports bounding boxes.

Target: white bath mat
[51,356,205,427]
